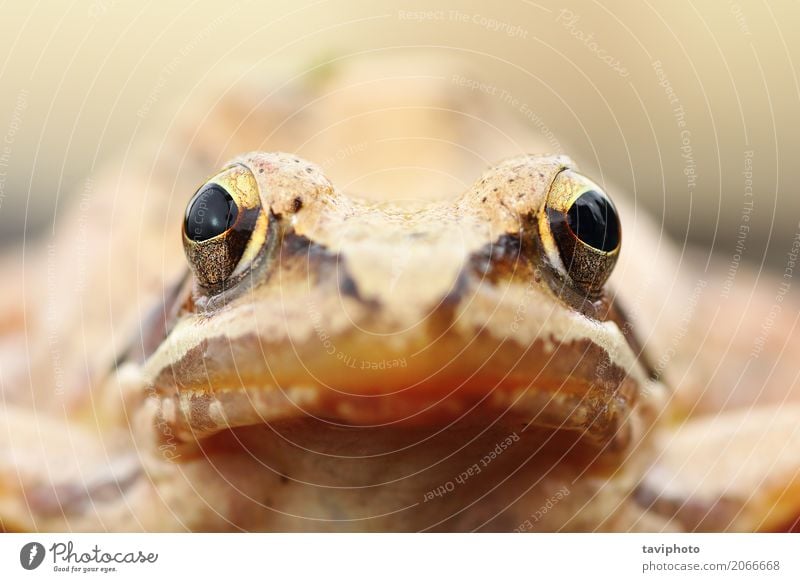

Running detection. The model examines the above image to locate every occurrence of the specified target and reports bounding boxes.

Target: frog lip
[148,280,646,449]
[155,352,638,450]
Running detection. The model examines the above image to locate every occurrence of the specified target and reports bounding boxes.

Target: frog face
[145,151,652,451]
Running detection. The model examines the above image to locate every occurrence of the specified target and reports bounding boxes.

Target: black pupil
[566,190,620,252]
[184,184,238,242]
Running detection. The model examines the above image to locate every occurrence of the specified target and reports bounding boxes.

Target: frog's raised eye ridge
[182,165,266,290]
[540,169,621,297]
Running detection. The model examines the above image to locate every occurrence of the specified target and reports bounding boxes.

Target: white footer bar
[2,533,798,581]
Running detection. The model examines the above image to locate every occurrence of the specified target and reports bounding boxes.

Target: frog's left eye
[184,185,238,242]
[540,169,621,296]
[182,165,268,290]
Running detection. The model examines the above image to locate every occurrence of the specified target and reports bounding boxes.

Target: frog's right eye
[182,165,268,290]
[539,169,621,297]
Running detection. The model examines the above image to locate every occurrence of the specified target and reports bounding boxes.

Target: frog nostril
[184,184,239,242]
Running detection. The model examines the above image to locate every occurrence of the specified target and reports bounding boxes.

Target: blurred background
[0,0,798,267]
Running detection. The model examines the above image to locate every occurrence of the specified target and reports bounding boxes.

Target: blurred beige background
[0,0,798,267]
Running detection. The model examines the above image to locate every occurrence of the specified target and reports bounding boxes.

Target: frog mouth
[150,332,642,452]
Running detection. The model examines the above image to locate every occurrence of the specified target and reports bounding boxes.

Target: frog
[1,56,799,532]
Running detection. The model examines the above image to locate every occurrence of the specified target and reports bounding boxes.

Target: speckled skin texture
[2,57,800,532]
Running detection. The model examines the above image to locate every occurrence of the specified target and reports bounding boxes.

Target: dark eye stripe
[184,184,239,242]
[566,190,620,252]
